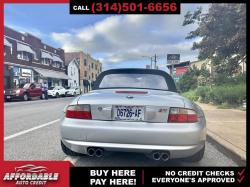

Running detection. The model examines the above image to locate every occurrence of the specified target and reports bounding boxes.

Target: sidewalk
[195,102,246,161]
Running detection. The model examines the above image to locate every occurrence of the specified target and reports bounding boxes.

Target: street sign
[167,54,180,64]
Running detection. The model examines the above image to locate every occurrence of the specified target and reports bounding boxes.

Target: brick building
[65,52,102,93]
[4,25,71,90]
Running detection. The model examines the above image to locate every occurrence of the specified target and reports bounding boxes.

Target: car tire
[183,145,205,162]
[56,93,59,98]
[22,93,29,101]
[73,92,76,97]
[61,141,82,156]
[40,93,45,100]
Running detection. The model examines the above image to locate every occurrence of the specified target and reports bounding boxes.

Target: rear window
[99,74,168,90]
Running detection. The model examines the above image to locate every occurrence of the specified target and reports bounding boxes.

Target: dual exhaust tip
[152,151,170,161]
[87,148,103,157]
[87,148,169,161]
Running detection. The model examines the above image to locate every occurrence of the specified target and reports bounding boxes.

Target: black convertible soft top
[92,68,177,92]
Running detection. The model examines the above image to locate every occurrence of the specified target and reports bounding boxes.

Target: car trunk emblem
[126,95,134,99]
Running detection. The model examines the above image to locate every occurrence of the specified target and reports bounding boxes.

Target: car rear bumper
[4,95,22,99]
[60,116,206,158]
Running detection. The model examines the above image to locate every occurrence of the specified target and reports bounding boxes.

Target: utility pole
[142,56,154,69]
[154,54,157,69]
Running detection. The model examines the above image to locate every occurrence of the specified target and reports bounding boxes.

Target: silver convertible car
[60,69,206,162]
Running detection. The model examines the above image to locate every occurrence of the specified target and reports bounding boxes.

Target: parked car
[65,86,82,96]
[48,86,66,98]
[4,82,45,102]
[60,68,206,162]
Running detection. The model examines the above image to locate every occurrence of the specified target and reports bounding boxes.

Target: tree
[176,65,201,93]
[183,4,246,75]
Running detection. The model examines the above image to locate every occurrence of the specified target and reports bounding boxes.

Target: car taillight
[168,108,198,123]
[66,105,92,119]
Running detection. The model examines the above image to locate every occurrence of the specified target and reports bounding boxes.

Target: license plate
[7,96,11,98]
[113,106,145,121]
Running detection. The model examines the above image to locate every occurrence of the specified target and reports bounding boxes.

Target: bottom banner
[70,167,246,186]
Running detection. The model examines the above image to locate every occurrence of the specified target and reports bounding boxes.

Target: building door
[48,78,52,87]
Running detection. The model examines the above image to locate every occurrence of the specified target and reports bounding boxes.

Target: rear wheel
[73,92,76,97]
[183,145,205,162]
[22,93,29,101]
[61,141,82,156]
[56,92,59,98]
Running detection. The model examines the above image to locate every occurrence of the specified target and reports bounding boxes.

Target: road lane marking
[64,156,81,165]
[4,119,60,141]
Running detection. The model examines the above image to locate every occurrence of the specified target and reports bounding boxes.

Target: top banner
[70,0,181,14]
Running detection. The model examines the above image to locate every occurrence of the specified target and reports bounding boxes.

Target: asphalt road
[4,97,238,166]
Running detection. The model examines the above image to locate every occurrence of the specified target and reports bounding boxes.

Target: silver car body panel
[60,89,206,158]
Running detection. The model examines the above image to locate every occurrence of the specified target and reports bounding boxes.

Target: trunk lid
[77,89,184,122]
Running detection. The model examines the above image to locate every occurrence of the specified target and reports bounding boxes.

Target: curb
[206,134,246,166]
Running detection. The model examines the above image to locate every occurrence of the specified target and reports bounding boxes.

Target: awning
[41,51,53,59]
[52,55,63,63]
[33,68,72,80]
[17,43,34,54]
[4,37,12,47]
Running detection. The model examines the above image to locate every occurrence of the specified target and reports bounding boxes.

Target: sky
[4,3,210,71]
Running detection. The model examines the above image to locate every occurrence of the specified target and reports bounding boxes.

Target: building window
[44,45,46,49]
[98,69,99,74]
[4,46,8,56]
[17,51,29,61]
[100,67,102,72]
[71,67,73,76]
[41,58,50,65]
[91,63,93,69]
[89,65,90,71]
[92,73,93,79]
[56,61,60,68]
[52,61,57,67]
[54,50,56,53]
[84,59,87,66]
[89,76,90,80]
[84,71,87,77]
[74,68,75,75]
[95,64,97,70]
[34,50,38,59]
[21,36,25,41]
[95,74,97,79]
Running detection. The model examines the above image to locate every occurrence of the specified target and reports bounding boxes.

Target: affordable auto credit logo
[3,164,59,185]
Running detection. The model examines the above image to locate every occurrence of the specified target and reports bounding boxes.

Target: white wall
[67,61,79,87]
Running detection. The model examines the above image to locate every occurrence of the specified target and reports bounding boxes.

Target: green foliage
[239,107,246,111]
[183,4,246,75]
[217,104,231,109]
[176,65,201,93]
[213,72,246,86]
[208,84,246,106]
[181,84,246,107]
[181,91,198,101]
[195,86,211,103]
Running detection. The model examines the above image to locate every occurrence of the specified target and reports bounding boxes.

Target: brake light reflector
[66,105,92,119]
[168,108,198,123]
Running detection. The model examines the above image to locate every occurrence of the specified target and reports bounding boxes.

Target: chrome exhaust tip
[153,152,161,160]
[161,153,170,161]
[87,148,95,156]
[95,149,103,157]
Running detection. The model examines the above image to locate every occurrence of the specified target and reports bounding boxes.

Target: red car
[4,83,45,102]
